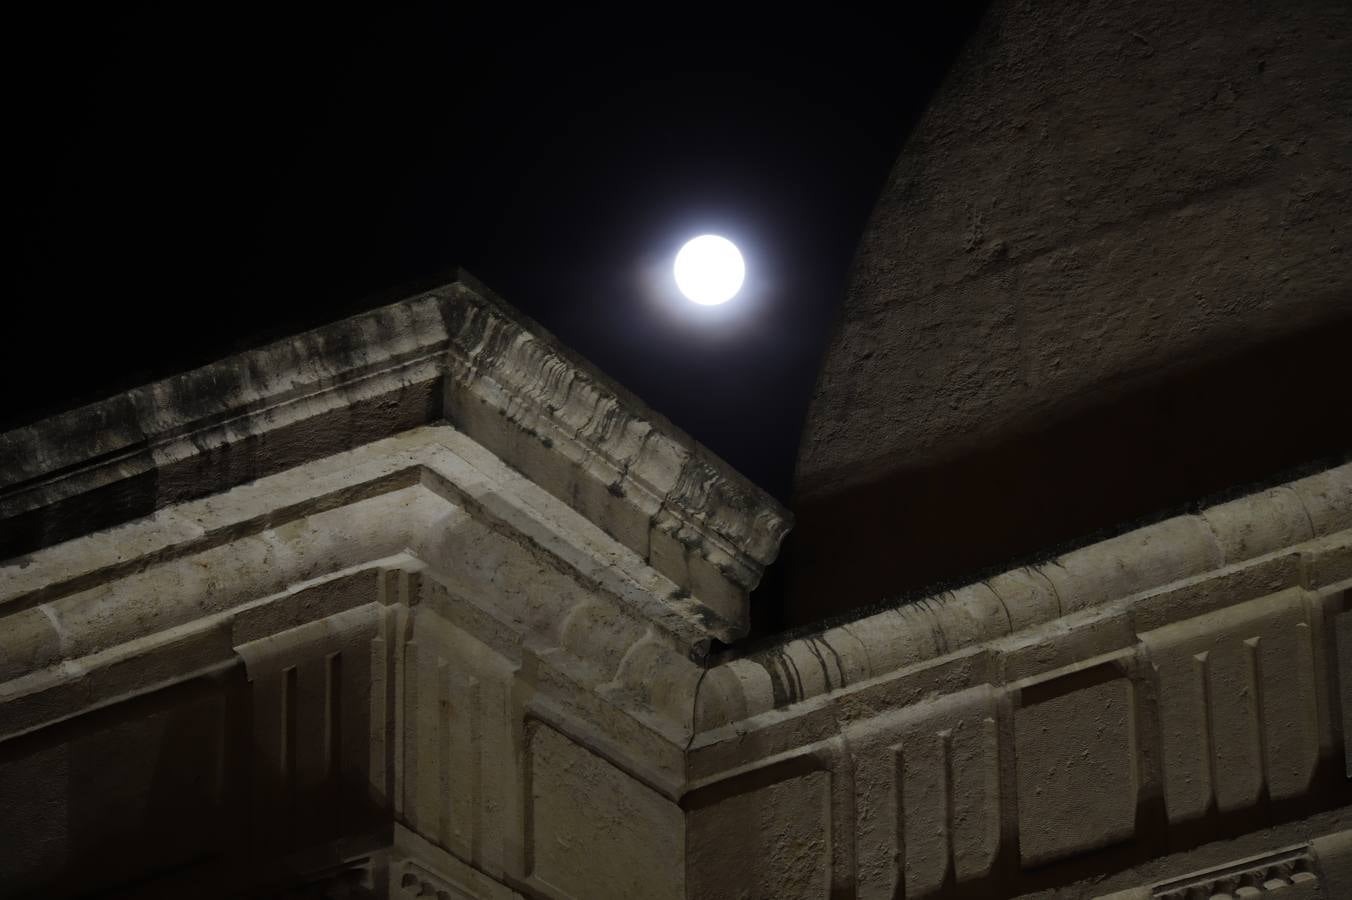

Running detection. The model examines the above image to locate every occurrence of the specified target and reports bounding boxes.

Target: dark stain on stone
[802,638,834,691]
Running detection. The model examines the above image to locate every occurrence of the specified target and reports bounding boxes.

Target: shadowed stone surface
[785,0,1352,630]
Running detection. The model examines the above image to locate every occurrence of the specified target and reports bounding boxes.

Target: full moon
[673,235,745,305]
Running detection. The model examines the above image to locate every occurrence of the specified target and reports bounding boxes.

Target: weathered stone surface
[526,722,682,900]
[799,0,1352,497]
[687,767,832,900]
[4,272,1352,898]
[687,467,1352,896]
[1014,659,1138,867]
[0,274,790,642]
[696,463,1352,729]
[785,0,1352,630]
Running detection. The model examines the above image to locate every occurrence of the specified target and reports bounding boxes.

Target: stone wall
[785,0,1352,631]
[690,463,1352,897]
[4,282,1352,898]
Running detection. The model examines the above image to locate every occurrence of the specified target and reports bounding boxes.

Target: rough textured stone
[1014,662,1138,867]
[527,723,682,900]
[0,275,790,642]
[783,0,1352,630]
[5,378,1350,898]
[5,267,1352,898]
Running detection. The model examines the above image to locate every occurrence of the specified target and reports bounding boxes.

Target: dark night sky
[7,5,984,502]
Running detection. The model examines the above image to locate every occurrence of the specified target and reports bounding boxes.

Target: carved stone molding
[696,462,1352,728]
[0,274,790,639]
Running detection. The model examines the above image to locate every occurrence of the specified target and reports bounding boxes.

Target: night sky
[8,6,985,502]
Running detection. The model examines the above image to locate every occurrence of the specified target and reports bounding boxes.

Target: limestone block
[837,605,943,682]
[396,609,521,883]
[1129,551,1304,637]
[557,598,649,683]
[755,638,850,708]
[691,658,770,732]
[1311,828,1352,899]
[1202,486,1315,565]
[1302,530,1352,590]
[686,761,832,900]
[986,567,1062,633]
[0,606,62,683]
[999,606,1135,684]
[236,602,382,853]
[41,486,442,668]
[610,628,705,729]
[1291,464,1352,538]
[1040,515,1222,614]
[0,684,231,897]
[396,604,528,884]
[1140,589,1320,823]
[846,686,1003,899]
[810,623,872,690]
[1013,657,1139,867]
[923,583,1014,651]
[647,513,748,637]
[525,721,683,900]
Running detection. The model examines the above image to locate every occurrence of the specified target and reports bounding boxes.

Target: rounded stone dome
[779,0,1352,631]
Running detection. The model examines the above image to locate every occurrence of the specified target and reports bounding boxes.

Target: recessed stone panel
[527,720,682,900]
[686,762,832,900]
[1141,588,1321,822]
[1014,663,1138,868]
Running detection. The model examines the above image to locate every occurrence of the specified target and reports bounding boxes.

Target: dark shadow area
[0,665,392,899]
[749,310,1352,639]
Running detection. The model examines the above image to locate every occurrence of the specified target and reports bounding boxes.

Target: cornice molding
[0,428,707,750]
[693,461,1352,729]
[0,274,790,638]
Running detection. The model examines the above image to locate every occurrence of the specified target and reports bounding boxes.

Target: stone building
[2,1,1351,898]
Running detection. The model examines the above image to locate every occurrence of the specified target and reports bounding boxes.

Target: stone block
[1041,516,1221,614]
[846,687,1002,900]
[526,721,683,900]
[1202,486,1314,565]
[687,761,831,900]
[1141,589,1320,822]
[986,566,1061,633]
[1302,530,1352,590]
[1014,660,1138,867]
[1292,465,1352,538]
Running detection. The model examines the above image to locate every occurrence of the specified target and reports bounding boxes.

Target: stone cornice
[0,274,790,638]
[693,461,1352,730]
[0,428,707,758]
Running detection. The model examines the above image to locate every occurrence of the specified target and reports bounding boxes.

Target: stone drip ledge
[694,461,1352,729]
[0,275,790,636]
